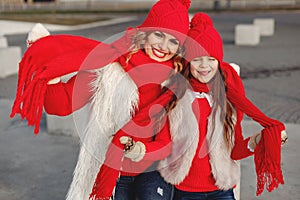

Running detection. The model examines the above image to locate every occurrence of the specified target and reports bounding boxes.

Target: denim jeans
[174,188,235,200]
[113,171,173,200]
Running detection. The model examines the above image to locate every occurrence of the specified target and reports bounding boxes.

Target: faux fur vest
[66,62,139,200]
[158,89,240,190]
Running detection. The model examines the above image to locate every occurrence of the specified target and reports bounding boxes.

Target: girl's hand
[249,132,261,150]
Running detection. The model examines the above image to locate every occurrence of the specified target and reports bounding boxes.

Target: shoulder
[221,62,245,95]
[221,62,240,77]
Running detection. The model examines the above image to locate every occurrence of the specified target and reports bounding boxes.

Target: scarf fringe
[10,54,49,134]
[256,170,284,196]
[255,124,285,196]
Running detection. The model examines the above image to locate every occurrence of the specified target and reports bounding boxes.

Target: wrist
[130,141,146,162]
[248,133,261,151]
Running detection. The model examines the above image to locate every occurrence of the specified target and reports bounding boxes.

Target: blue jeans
[114,171,173,200]
[174,188,235,200]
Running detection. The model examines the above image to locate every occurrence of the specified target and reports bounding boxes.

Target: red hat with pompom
[185,12,223,62]
[139,0,191,46]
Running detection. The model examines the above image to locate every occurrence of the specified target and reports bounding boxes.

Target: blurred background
[0,1,299,200]
[0,0,299,12]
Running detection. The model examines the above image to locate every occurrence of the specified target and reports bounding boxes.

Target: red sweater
[175,97,253,192]
[44,71,172,176]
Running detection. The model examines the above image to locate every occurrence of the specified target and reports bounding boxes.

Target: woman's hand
[119,136,146,162]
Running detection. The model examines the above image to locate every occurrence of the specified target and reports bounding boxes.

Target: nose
[159,39,168,51]
[199,58,209,68]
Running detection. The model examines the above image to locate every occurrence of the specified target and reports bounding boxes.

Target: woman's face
[190,56,219,83]
[144,31,180,62]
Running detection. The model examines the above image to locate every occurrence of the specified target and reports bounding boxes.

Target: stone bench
[0,46,21,78]
[235,24,260,46]
[46,102,89,138]
[253,18,275,36]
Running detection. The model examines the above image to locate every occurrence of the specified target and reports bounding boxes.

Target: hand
[119,136,146,162]
[249,132,261,150]
[281,130,288,145]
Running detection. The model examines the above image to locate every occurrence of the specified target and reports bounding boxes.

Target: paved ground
[0,10,299,200]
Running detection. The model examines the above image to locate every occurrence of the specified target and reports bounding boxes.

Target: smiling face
[190,56,219,83]
[144,31,180,62]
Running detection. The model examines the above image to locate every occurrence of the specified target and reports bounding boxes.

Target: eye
[154,32,163,38]
[192,58,201,62]
[208,57,216,61]
[169,39,179,45]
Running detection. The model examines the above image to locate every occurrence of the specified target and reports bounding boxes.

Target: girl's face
[144,31,180,62]
[190,56,219,83]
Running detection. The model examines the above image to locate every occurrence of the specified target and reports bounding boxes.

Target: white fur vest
[158,89,240,190]
[66,62,139,200]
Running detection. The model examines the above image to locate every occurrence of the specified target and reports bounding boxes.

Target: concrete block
[46,114,78,137]
[46,104,89,137]
[0,46,21,78]
[0,36,8,48]
[253,18,275,36]
[235,24,260,46]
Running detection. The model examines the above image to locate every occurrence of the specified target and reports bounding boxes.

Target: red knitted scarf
[10,28,137,133]
[192,62,285,196]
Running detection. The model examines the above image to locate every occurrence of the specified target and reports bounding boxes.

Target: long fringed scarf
[10,28,137,133]
[220,62,285,195]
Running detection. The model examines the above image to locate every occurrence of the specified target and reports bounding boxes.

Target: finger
[281,130,288,145]
[120,136,130,144]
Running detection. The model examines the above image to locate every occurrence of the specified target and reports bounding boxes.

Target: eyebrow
[156,31,179,43]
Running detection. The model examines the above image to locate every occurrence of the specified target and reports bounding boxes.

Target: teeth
[153,49,165,57]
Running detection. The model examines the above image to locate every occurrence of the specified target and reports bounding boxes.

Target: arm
[119,118,172,162]
[231,110,254,160]
[141,118,172,161]
[44,71,95,116]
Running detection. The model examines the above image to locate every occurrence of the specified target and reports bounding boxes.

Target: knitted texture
[140,0,190,45]
[185,12,223,62]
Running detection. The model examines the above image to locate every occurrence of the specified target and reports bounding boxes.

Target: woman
[157,12,287,200]
[10,0,191,199]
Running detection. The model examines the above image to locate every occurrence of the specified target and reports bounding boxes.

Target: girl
[11,0,191,200]
[157,12,287,200]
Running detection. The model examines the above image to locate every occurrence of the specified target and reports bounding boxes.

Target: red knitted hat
[185,12,223,62]
[139,0,191,45]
